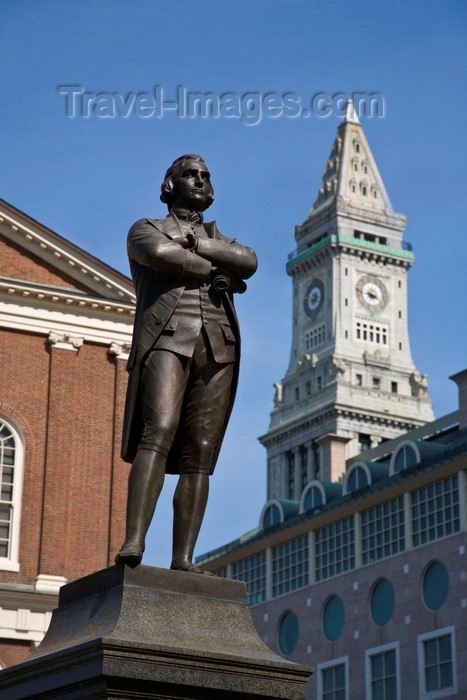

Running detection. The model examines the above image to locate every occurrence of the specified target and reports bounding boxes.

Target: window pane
[371,654,383,678]
[438,636,451,662]
[323,668,333,692]
[440,661,453,687]
[335,664,345,685]
[424,639,437,665]
[2,451,15,466]
[0,506,10,521]
[385,650,396,676]
[386,676,397,700]
[372,679,384,699]
[1,486,13,501]
[425,666,438,691]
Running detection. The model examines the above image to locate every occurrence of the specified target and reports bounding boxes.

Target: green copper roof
[286,234,414,270]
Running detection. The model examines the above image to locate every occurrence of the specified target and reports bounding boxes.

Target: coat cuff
[196,237,257,278]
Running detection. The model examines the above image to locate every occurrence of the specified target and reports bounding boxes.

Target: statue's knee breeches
[138,349,189,455]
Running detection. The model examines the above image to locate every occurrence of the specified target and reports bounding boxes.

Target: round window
[322,596,345,641]
[370,579,394,626]
[278,610,299,655]
[423,561,449,610]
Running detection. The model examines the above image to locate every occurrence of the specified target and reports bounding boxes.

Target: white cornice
[0,278,135,317]
[0,206,135,303]
[0,297,133,347]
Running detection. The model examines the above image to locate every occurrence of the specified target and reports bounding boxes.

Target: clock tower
[260,105,434,500]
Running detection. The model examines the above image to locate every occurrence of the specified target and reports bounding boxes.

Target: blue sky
[1,1,466,568]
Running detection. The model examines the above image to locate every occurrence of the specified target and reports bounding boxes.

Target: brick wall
[0,329,130,585]
[0,640,32,669]
[0,232,89,291]
[0,216,134,670]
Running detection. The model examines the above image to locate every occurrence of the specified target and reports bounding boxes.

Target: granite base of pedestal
[0,565,313,699]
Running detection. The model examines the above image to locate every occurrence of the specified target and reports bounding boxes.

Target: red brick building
[0,200,135,667]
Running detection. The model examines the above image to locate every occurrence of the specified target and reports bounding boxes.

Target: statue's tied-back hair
[160,154,214,211]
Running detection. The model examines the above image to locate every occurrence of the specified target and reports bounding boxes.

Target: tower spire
[309,111,392,216]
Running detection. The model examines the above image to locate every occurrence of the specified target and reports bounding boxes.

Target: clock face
[356,275,389,313]
[304,279,325,318]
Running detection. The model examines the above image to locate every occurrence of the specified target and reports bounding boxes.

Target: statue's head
[160,154,214,212]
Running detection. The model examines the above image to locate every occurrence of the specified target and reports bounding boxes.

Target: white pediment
[0,199,135,304]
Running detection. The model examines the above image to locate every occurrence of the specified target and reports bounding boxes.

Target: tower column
[314,434,350,483]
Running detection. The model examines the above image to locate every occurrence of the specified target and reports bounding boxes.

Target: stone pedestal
[0,565,312,699]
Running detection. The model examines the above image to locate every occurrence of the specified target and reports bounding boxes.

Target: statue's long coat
[121,213,255,474]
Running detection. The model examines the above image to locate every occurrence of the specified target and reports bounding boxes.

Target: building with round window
[199,377,467,700]
[197,116,467,699]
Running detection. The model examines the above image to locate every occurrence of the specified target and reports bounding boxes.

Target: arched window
[0,418,24,571]
[263,503,282,529]
[394,445,418,472]
[347,466,369,493]
[303,485,323,511]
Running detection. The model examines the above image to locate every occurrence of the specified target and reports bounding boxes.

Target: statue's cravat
[171,207,204,224]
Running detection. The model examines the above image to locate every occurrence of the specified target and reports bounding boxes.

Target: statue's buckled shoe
[170,558,216,576]
[115,543,143,567]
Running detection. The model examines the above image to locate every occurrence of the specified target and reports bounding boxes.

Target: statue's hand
[210,268,247,294]
[171,232,197,250]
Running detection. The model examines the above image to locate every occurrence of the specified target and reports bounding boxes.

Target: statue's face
[171,159,212,211]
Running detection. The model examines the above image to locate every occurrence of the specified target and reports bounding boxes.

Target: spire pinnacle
[343,100,360,125]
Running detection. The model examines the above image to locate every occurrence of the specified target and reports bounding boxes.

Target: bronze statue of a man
[116,154,257,573]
